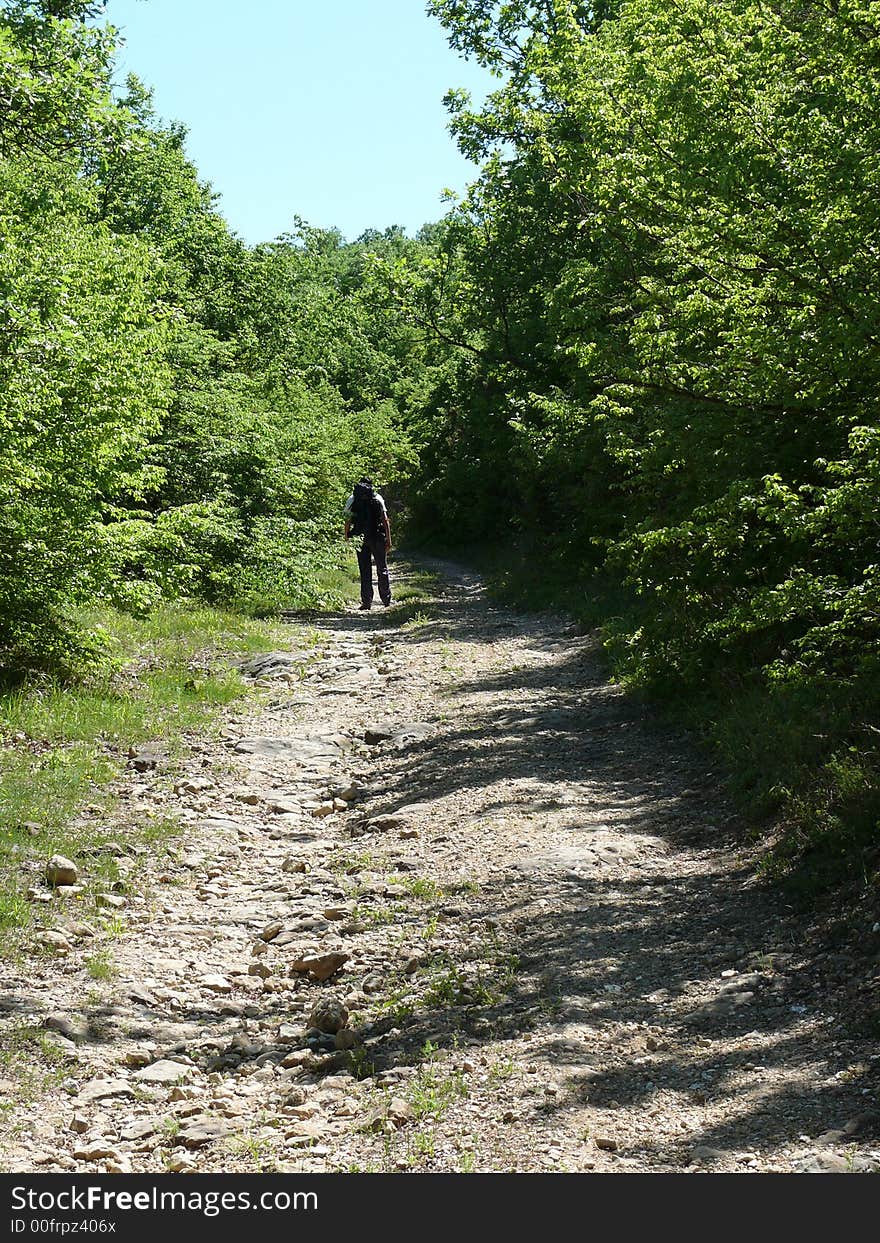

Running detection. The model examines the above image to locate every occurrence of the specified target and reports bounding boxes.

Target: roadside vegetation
[0,603,290,947]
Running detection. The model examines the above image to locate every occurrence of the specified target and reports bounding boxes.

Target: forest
[1,0,879,891]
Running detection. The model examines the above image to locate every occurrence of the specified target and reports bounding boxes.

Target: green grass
[351,902,395,928]
[373,946,519,1024]
[85,947,116,981]
[329,850,379,875]
[0,601,290,948]
[228,542,361,618]
[0,1023,70,1109]
[406,1060,469,1120]
[398,606,434,631]
[398,876,442,901]
[393,570,440,605]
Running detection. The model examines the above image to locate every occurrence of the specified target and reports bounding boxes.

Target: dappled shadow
[2,556,874,1173]
[332,850,878,1162]
[310,558,879,1165]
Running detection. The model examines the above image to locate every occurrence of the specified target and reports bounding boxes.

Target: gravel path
[1,559,878,1174]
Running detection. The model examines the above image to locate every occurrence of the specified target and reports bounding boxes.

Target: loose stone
[45,855,78,887]
[308,997,349,1035]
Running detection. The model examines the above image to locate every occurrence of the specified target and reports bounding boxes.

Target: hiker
[344,477,393,610]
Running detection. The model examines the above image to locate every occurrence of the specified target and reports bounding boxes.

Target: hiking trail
[1,560,877,1174]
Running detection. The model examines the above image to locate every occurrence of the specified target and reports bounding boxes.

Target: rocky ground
[1,559,878,1174]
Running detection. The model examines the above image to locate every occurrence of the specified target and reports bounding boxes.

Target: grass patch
[351,902,395,928]
[85,948,116,981]
[398,606,434,631]
[373,947,519,1024]
[229,542,361,618]
[0,1023,69,1108]
[329,850,379,875]
[406,1059,469,1120]
[398,876,442,901]
[0,601,289,950]
[393,570,440,605]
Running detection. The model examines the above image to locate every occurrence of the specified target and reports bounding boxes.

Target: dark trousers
[357,536,391,607]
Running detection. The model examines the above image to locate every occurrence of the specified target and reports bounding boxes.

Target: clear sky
[103,0,497,245]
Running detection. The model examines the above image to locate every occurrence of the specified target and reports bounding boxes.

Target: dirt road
[2,560,877,1173]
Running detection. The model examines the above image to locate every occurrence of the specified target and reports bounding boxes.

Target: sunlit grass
[0,602,289,947]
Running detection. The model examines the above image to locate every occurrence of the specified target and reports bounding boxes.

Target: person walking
[344,477,392,610]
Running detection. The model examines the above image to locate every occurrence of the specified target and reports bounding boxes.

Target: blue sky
[104,0,497,245]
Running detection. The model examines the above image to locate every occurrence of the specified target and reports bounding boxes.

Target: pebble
[74,1142,122,1162]
[166,1154,198,1173]
[95,893,126,910]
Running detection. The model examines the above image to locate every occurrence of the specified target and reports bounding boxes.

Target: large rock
[290,952,349,982]
[201,974,233,994]
[365,814,409,833]
[74,1141,123,1162]
[131,1059,190,1086]
[235,734,343,762]
[236,652,303,678]
[77,1078,135,1105]
[267,797,306,815]
[127,744,164,772]
[45,855,78,887]
[43,1014,89,1043]
[363,722,433,747]
[308,997,349,1035]
[177,1118,234,1149]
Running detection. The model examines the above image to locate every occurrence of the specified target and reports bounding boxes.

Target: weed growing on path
[85,948,116,981]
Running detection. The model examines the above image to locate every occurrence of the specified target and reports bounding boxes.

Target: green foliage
[397,0,880,886]
[0,6,424,675]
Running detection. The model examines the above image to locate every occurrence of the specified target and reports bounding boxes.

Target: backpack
[350,481,384,540]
